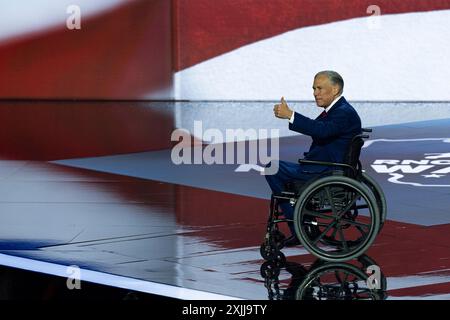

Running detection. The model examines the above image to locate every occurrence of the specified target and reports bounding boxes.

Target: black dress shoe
[283,235,301,247]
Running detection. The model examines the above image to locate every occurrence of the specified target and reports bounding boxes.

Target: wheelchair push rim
[360,172,387,230]
[294,176,380,262]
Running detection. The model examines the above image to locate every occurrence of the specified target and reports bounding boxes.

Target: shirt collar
[324,95,343,113]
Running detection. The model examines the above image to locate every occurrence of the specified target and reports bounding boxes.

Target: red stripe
[0,101,174,160]
[0,0,172,99]
[175,0,450,70]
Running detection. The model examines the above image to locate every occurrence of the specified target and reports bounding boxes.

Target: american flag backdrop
[174,0,450,101]
[1,0,450,100]
[1,0,450,159]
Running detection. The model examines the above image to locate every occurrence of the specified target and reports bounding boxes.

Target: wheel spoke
[324,187,339,217]
[335,271,344,284]
[338,226,349,251]
[338,272,349,296]
[330,226,338,240]
[340,218,371,230]
[317,222,332,227]
[303,208,334,220]
[337,192,359,218]
[343,272,350,284]
[312,221,337,245]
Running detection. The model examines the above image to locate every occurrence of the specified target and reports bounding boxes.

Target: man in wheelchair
[263,71,386,262]
[267,71,361,246]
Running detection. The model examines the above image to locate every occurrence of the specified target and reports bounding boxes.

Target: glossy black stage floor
[0,101,449,300]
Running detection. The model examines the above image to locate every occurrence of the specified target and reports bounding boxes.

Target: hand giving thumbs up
[273,97,293,119]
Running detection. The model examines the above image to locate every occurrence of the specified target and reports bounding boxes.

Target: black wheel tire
[260,242,282,261]
[293,176,380,262]
[360,173,387,232]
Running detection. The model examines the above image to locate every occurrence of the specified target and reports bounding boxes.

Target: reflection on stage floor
[0,101,449,299]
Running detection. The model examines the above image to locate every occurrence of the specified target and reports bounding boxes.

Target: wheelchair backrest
[343,134,366,177]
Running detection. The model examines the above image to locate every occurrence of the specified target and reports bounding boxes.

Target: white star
[422,174,444,178]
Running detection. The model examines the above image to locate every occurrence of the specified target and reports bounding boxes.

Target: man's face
[313,75,340,108]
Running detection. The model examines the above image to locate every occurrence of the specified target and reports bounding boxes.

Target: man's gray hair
[315,70,344,94]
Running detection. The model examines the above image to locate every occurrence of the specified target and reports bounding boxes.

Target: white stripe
[0,253,241,300]
[387,274,450,291]
[176,10,450,101]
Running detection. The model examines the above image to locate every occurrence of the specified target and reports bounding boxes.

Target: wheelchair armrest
[298,159,356,175]
[362,128,372,133]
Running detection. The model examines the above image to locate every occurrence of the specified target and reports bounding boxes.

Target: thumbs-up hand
[273,97,293,119]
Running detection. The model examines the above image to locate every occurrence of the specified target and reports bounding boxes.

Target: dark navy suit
[265,96,362,236]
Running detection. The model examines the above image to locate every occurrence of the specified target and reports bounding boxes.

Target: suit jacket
[289,96,362,173]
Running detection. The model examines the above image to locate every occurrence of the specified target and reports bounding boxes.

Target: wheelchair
[261,255,387,300]
[260,128,387,262]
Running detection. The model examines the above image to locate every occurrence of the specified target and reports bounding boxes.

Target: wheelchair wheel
[293,176,380,262]
[272,229,286,247]
[360,173,387,231]
[260,241,286,263]
[294,261,384,300]
[260,260,283,279]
